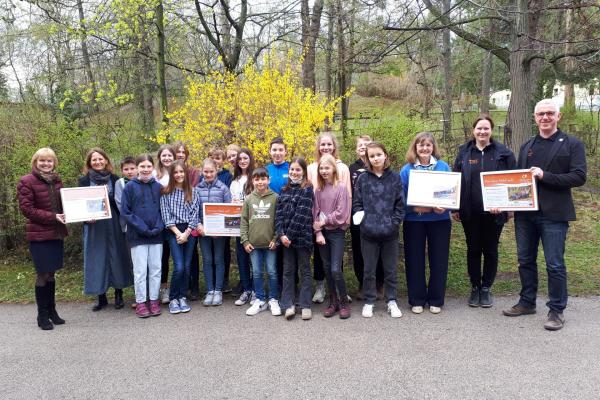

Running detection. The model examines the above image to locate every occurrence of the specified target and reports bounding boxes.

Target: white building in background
[490,84,600,111]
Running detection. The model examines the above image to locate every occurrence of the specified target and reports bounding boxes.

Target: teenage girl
[353,142,405,318]
[306,132,352,304]
[230,148,255,305]
[400,132,452,315]
[196,158,232,306]
[156,144,176,304]
[313,154,352,319]
[276,158,314,320]
[121,154,165,318]
[160,160,201,314]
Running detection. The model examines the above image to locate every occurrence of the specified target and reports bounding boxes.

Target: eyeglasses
[535,111,556,117]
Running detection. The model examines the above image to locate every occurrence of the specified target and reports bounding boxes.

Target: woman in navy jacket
[452,115,516,308]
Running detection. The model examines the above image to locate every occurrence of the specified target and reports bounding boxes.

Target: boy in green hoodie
[241,168,280,316]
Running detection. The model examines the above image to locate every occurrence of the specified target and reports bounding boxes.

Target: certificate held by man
[60,186,112,223]
[480,169,538,211]
[406,170,461,210]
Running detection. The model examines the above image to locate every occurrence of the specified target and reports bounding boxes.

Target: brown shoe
[544,310,565,331]
[502,304,536,317]
[323,295,339,318]
[339,300,351,319]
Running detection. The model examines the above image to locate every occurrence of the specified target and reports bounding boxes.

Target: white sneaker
[249,291,257,305]
[269,299,281,316]
[312,280,326,303]
[411,306,424,314]
[246,300,267,316]
[234,291,252,306]
[211,291,223,306]
[284,306,295,320]
[362,304,374,318]
[203,291,214,307]
[161,287,170,304]
[430,306,442,314]
[301,308,312,320]
[387,300,402,318]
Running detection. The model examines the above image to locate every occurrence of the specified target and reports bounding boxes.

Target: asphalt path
[2,296,600,400]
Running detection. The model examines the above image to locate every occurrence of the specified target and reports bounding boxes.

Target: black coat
[517,129,586,221]
[454,139,516,223]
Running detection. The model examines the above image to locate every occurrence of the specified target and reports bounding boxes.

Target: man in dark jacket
[502,99,587,331]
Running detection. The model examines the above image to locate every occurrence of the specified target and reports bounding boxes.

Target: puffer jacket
[17,172,68,242]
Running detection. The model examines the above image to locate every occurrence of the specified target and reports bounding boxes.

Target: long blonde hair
[316,154,339,190]
[314,131,339,161]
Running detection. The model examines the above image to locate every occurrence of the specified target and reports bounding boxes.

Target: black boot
[114,289,124,309]
[468,287,480,307]
[189,278,200,301]
[92,293,108,311]
[35,286,53,330]
[47,281,65,325]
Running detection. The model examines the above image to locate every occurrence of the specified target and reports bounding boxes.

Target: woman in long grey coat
[79,148,133,311]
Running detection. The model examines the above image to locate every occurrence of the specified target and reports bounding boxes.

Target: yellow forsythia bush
[159,54,343,164]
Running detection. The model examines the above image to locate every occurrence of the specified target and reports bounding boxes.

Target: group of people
[17,99,587,332]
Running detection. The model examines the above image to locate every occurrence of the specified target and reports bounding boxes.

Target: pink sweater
[313,183,351,234]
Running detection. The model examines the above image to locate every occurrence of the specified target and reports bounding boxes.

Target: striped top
[160,187,202,229]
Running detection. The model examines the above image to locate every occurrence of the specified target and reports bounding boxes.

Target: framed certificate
[406,170,461,210]
[60,186,112,223]
[480,169,538,211]
[202,203,243,237]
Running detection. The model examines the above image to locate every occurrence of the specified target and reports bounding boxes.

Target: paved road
[2,296,600,400]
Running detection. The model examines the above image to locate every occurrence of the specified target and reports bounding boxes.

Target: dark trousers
[217,237,231,287]
[403,219,451,307]
[312,236,325,281]
[319,229,348,299]
[361,236,399,305]
[160,239,170,284]
[462,214,504,288]
[350,224,384,289]
[515,212,569,312]
[280,247,312,309]
[190,243,200,292]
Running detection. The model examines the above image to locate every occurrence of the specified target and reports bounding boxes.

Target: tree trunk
[563,8,576,116]
[76,0,98,111]
[480,50,492,114]
[335,0,348,138]
[156,0,169,126]
[324,2,334,100]
[441,0,452,141]
[300,0,324,92]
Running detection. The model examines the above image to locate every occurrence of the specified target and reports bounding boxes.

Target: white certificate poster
[480,169,539,211]
[406,170,461,210]
[60,186,112,223]
[202,203,243,237]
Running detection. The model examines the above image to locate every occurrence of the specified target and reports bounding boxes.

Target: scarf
[89,169,111,185]
[33,169,58,184]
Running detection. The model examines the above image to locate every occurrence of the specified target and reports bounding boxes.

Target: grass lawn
[1,191,597,304]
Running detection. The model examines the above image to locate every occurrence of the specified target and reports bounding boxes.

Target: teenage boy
[349,136,385,300]
[266,137,290,289]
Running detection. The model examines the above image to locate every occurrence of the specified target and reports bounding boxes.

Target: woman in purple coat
[17,148,68,330]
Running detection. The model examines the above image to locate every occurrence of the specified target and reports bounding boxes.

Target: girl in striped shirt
[160,160,202,314]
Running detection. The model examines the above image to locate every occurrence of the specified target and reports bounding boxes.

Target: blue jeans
[236,238,252,292]
[515,212,569,312]
[249,248,278,301]
[199,236,226,292]
[166,225,197,300]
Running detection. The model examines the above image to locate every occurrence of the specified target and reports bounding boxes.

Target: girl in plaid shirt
[160,161,201,314]
[275,157,314,320]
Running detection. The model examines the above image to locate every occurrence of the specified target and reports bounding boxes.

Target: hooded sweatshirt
[121,177,164,246]
[240,188,278,248]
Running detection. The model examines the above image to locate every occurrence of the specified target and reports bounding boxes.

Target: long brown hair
[283,157,311,191]
[83,147,113,174]
[161,160,193,203]
[156,144,175,179]
[233,148,255,195]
